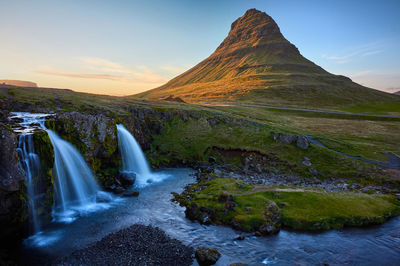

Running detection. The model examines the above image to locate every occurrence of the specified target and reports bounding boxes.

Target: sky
[0,0,399,95]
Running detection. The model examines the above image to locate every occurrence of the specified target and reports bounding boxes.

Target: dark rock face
[54,224,194,266]
[195,247,221,266]
[0,123,25,238]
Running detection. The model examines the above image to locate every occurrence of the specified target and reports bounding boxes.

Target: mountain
[0,80,37,87]
[135,9,398,108]
[394,91,400,96]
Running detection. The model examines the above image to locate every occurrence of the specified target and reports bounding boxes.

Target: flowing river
[22,168,400,265]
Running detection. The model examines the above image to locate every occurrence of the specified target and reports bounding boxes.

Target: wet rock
[230,263,248,266]
[234,234,245,241]
[117,171,136,187]
[105,185,126,194]
[296,135,309,149]
[200,212,212,225]
[195,247,221,266]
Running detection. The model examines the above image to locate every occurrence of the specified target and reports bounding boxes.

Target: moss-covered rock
[32,130,54,227]
[195,247,221,266]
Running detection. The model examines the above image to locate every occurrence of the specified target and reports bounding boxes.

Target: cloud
[322,42,385,64]
[361,50,382,57]
[33,57,169,84]
[79,57,133,74]
[34,70,128,81]
[349,70,373,78]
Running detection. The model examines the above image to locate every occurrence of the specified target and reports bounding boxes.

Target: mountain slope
[0,80,37,87]
[135,9,399,108]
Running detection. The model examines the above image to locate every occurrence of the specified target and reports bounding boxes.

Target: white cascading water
[116,124,167,187]
[11,112,51,234]
[46,130,101,221]
[11,112,107,227]
[17,134,41,233]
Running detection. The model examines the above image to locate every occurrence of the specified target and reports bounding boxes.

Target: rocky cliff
[0,122,25,239]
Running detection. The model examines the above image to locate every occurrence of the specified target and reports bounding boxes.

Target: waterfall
[46,130,100,219]
[11,112,107,227]
[17,134,41,234]
[116,124,167,187]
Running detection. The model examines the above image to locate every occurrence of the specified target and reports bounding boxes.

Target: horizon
[1,0,399,96]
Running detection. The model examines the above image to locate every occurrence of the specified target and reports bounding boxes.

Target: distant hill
[394,91,400,96]
[0,80,37,87]
[135,9,399,108]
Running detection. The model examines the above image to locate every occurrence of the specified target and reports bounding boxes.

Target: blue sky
[0,0,399,95]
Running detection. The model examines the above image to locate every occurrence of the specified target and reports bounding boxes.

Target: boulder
[195,247,221,266]
[117,171,136,187]
[259,200,281,235]
[296,135,309,149]
[279,134,297,144]
[234,234,245,241]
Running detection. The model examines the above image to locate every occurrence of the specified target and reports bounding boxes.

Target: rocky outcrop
[45,108,191,187]
[257,201,281,235]
[0,123,25,238]
[271,132,310,149]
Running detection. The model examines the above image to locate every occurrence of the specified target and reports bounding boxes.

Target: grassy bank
[177,178,400,232]
[149,116,393,183]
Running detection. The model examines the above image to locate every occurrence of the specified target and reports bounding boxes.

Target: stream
[22,168,400,265]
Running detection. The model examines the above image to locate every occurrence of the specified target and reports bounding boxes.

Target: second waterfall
[116,124,168,187]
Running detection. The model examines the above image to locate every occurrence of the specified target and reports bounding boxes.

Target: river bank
[19,168,400,265]
[173,165,400,234]
[52,224,193,266]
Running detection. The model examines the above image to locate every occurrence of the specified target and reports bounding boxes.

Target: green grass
[6,86,400,181]
[340,102,400,115]
[205,105,400,162]
[149,116,389,179]
[187,178,400,231]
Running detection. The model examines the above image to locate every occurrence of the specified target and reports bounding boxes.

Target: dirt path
[203,102,400,119]
[238,186,324,196]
